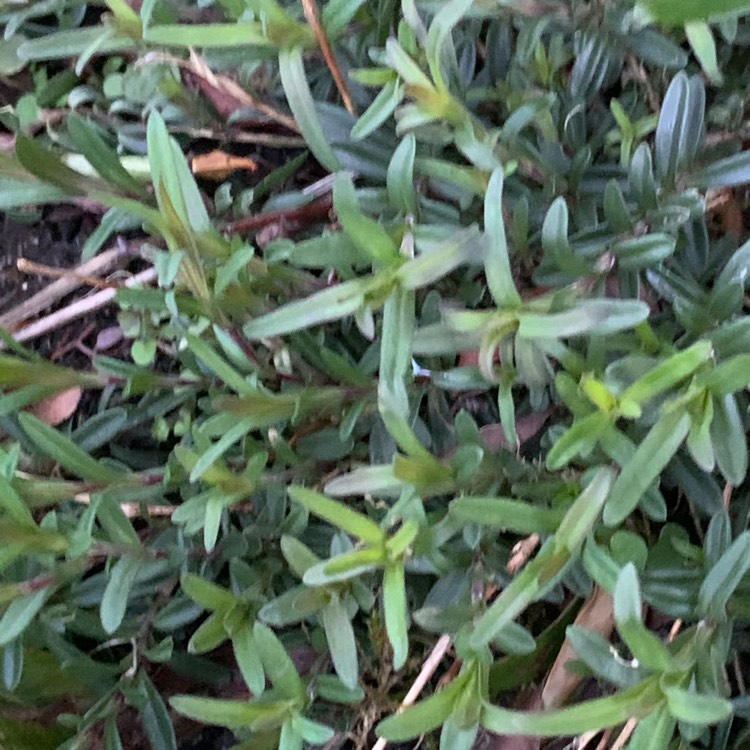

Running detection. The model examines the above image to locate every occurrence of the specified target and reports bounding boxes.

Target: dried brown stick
[301,0,356,115]
[0,245,130,329]
[224,193,333,235]
[2,267,157,348]
[16,258,118,290]
[371,633,452,750]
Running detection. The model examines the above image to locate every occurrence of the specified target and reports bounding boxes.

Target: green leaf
[424,0,475,90]
[685,21,723,84]
[259,585,328,626]
[660,680,731,724]
[144,23,271,47]
[0,587,49,647]
[613,564,674,672]
[547,411,612,470]
[139,672,178,750]
[471,469,613,650]
[170,695,292,730]
[17,27,134,61]
[517,300,649,339]
[603,409,691,526]
[351,79,402,141]
[480,677,664,737]
[288,486,384,545]
[696,353,750,395]
[697,531,750,619]
[0,474,35,528]
[67,113,146,195]
[322,594,359,689]
[279,47,341,172]
[629,143,658,211]
[566,626,647,687]
[185,334,254,395]
[377,670,469,741]
[697,151,750,188]
[449,497,565,535]
[188,612,227,654]
[181,574,237,612]
[18,413,125,483]
[710,393,748,484]
[243,280,366,339]
[279,719,302,750]
[189,418,254,482]
[396,228,483,290]
[635,0,750,26]
[625,705,676,749]
[383,560,409,670]
[101,556,142,634]
[655,72,705,184]
[620,341,712,405]
[333,173,398,264]
[387,133,419,216]
[15,135,120,200]
[611,233,676,270]
[555,468,615,554]
[253,622,305,702]
[147,111,210,234]
[292,715,335,744]
[232,623,266,696]
[280,536,321,578]
[484,168,521,307]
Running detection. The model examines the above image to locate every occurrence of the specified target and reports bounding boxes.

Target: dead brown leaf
[191,149,258,180]
[28,387,81,426]
[479,409,552,452]
[541,586,615,709]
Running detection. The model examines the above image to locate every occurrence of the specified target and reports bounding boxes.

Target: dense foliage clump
[4,1,750,748]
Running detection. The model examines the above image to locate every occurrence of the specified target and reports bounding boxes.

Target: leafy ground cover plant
[5,0,750,749]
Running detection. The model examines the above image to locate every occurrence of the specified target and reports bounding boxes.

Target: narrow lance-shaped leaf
[334,172,398,264]
[232,622,266,696]
[603,409,691,527]
[697,531,750,620]
[710,393,748,484]
[253,622,305,703]
[517,300,649,339]
[635,0,750,26]
[170,695,293,729]
[18,413,125,483]
[654,72,705,184]
[0,587,50,647]
[386,133,419,216]
[471,468,613,649]
[620,341,713,405]
[383,560,409,670]
[660,680,731,724]
[279,46,341,172]
[449,496,565,535]
[243,280,366,340]
[181,574,237,611]
[546,411,612,470]
[288,486,384,545]
[322,594,359,689]
[376,664,470,741]
[484,168,521,307]
[479,677,663,737]
[139,672,178,750]
[613,564,674,672]
[101,556,142,634]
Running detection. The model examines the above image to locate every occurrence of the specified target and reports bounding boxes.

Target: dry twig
[301,0,356,115]
[371,634,452,750]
